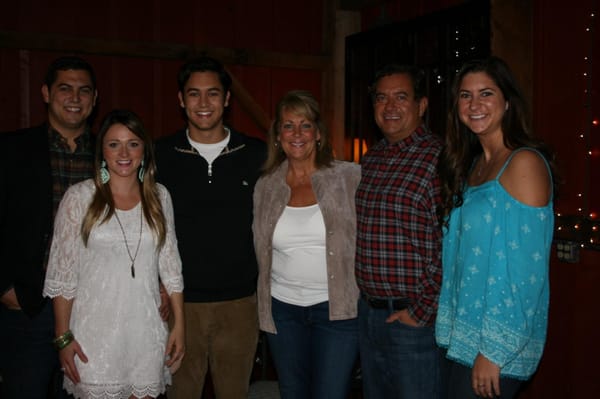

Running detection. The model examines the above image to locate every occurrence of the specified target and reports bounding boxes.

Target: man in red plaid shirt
[355,64,444,399]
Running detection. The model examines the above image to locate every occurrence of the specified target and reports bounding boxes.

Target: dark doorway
[345,0,491,159]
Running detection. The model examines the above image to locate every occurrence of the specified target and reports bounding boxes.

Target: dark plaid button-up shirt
[355,125,443,326]
[48,125,95,217]
[45,125,94,266]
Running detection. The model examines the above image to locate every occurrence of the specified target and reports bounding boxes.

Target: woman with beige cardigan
[253,90,360,399]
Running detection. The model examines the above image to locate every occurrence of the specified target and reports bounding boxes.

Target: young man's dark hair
[44,56,97,90]
[177,56,232,93]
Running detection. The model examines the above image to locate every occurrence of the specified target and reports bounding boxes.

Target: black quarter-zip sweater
[155,127,267,302]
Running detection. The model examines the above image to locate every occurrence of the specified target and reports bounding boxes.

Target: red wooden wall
[0,0,325,140]
[528,1,600,397]
[2,1,599,397]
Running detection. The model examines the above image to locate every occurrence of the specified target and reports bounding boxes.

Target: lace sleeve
[43,182,89,300]
[157,185,183,295]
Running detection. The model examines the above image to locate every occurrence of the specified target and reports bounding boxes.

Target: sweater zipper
[174,141,246,184]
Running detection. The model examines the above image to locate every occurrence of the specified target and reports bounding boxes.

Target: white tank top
[271,203,329,306]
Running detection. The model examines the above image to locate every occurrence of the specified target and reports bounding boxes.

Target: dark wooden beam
[339,0,388,11]
[0,30,329,70]
[228,71,271,134]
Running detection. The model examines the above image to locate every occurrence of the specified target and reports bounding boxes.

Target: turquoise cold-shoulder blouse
[435,148,554,380]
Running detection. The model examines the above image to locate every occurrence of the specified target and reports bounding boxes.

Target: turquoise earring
[100,160,110,184]
[138,159,145,182]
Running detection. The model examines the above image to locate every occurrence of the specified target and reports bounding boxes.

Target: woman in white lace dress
[43,109,185,399]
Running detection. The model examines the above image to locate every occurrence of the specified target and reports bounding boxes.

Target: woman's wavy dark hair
[437,56,558,228]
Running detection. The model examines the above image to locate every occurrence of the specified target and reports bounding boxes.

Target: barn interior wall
[0,0,327,141]
[1,1,599,397]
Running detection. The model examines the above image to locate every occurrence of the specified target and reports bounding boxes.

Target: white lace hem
[161,276,184,296]
[64,380,167,399]
[43,280,77,300]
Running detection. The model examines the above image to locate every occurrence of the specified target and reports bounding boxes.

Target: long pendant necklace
[114,206,143,278]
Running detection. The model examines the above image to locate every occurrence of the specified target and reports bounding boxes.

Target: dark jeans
[358,297,443,399]
[266,298,359,399]
[442,356,523,399]
[0,300,63,399]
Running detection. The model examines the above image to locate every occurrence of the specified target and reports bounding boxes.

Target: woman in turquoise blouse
[436,56,557,399]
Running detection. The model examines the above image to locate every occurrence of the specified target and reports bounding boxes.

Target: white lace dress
[43,179,184,399]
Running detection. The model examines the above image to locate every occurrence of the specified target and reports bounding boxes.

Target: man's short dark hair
[44,56,97,90]
[369,64,427,101]
[177,56,232,93]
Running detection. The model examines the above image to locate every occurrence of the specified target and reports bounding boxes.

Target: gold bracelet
[53,330,74,350]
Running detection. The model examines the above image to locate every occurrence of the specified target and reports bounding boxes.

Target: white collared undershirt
[186,128,231,176]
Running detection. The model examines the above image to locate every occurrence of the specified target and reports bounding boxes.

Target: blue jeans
[442,355,523,399]
[266,298,359,399]
[358,297,443,399]
[0,300,63,399]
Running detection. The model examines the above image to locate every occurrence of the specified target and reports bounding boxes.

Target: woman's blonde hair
[262,90,333,174]
[81,109,166,247]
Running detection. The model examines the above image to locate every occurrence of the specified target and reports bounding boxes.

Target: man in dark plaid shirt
[0,56,97,398]
[355,64,443,398]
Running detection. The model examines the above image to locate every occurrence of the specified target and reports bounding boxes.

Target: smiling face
[102,123,145,182]
[277,109,321,164]
[457,71,507,138]
[373,73,427,143]
[42,69,97,136]
[178,71,230,142]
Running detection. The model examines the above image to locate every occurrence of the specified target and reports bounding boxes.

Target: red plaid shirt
[355,125,443,326]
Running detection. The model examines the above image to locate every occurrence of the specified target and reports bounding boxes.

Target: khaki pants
[168,294,259,399]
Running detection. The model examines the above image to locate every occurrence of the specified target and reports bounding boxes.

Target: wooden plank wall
[0,0,327,140]
[3,0,599,397]
[530,1,600,397]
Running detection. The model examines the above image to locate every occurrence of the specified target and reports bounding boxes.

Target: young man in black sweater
[155,56,266,399]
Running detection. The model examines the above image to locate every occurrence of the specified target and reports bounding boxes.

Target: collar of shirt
[48,124,92,154]
[378,124,429,154]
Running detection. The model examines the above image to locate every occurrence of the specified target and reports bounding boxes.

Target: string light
[556,6,599,254]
